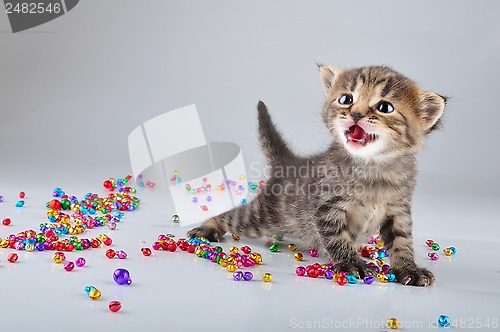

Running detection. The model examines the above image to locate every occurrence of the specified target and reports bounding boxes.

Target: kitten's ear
[419,92,447,133]
[319,65,340,95]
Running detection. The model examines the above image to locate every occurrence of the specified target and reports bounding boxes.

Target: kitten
[188,65,446,286]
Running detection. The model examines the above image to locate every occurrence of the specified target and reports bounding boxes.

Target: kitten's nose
[351,111,364,123]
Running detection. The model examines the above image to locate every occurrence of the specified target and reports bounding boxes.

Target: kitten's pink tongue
[349,125,366,140]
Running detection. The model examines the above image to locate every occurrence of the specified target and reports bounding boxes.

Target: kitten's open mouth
[344,125,378,146]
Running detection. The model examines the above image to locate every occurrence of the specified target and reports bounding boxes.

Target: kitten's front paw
[187,226,223,242]
[332,260,374,279]
[390,266,435,286]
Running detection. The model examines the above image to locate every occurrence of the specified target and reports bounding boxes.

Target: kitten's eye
[338,94,353,105]
[377,101,394,113]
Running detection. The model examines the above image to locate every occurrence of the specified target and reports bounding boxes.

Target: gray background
[1,0,499,199]
[0,2,499,331]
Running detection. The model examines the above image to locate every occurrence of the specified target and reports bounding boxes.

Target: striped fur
[188,65,446,286]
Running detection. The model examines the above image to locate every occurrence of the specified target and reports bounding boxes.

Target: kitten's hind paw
[332,260,375,279]
[390,266,435,286]
[187,226,224,243]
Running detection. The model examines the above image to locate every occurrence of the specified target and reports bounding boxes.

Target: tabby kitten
[188,65,446,286]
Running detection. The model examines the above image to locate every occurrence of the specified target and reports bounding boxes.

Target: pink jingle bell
[428,252,439,261]
[64,261,75,271]
[116,250,128,259]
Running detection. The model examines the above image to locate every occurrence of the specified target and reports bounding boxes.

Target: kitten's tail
[258,101,296,167]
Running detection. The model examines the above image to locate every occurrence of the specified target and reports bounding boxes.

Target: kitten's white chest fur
[347,200,387,244]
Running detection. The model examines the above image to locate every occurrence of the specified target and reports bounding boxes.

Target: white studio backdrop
[1,0,498,213]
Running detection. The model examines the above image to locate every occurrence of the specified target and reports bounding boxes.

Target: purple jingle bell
[108,221,117,230]
[324,270,334,280]
[113,268,132,285]
[232,271,243,281]
[243,271,254,281]
[75,257,86,267]
[363,276,375,285]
